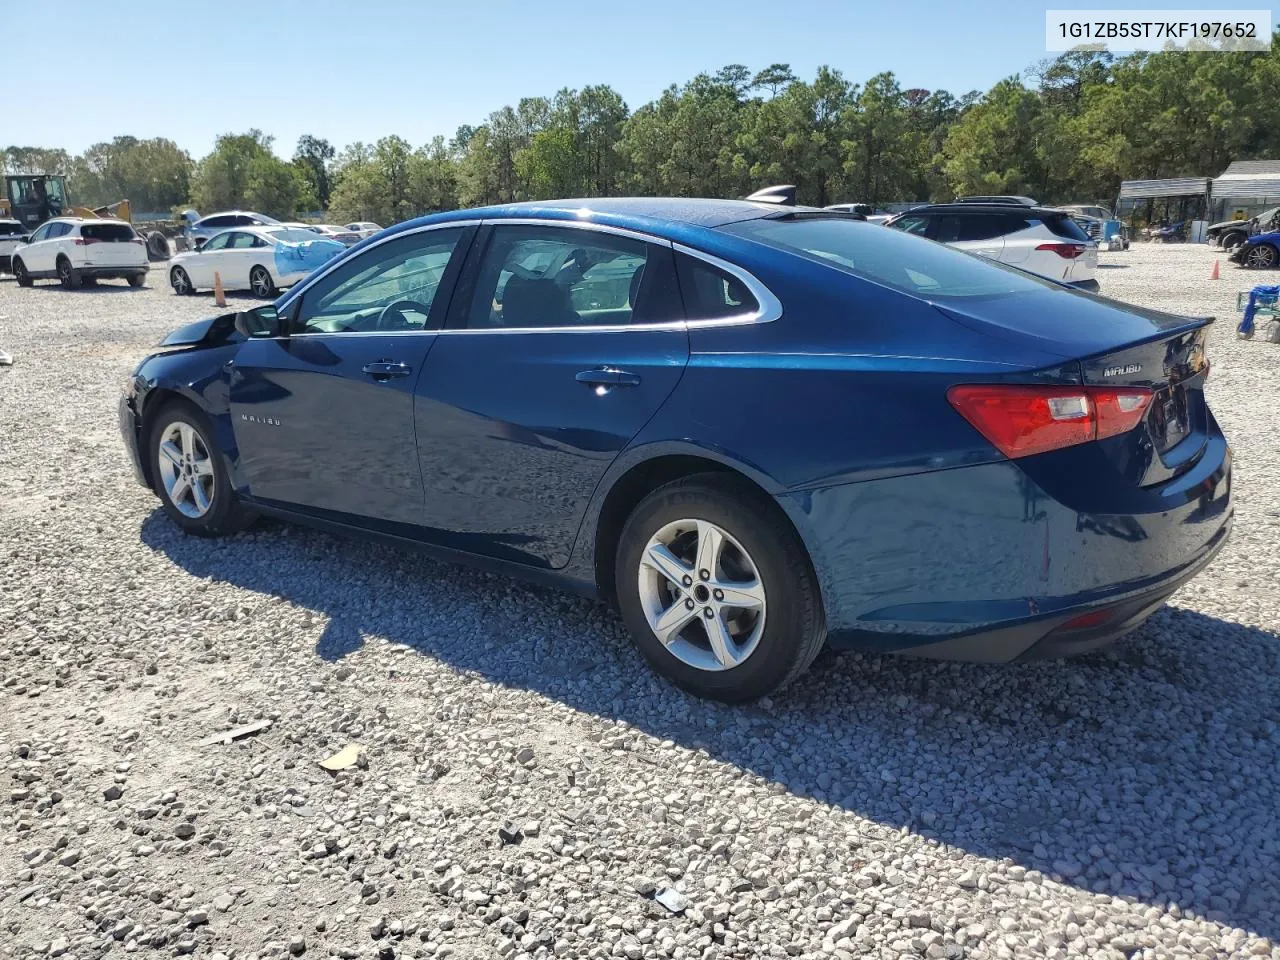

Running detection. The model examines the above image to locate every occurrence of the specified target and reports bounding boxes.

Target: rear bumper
[778,435,1232,662]
[81,265,148,280]
[1068,277,1100,292]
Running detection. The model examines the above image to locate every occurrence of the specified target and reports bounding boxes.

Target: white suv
[11,217,149,289]
[0,218,26,273]
[886,204,1100,291]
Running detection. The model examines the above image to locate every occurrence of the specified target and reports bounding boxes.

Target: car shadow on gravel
[141,512,1280,941]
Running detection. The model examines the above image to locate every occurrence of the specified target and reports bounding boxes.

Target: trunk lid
[79,222,145,267]
[935,292,1213,487]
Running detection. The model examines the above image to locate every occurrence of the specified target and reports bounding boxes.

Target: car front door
[20,222,54,272]
[412,222,690,568]
[227,224,473,527]
[188,231,233,287]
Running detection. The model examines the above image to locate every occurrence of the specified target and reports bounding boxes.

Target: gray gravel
[1,247,1278,960]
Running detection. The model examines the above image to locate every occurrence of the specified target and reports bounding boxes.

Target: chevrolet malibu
[119,198,1232,702]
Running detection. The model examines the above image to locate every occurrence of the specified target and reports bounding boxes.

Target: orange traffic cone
[213,271,226,306]
[1210,260,1220,280]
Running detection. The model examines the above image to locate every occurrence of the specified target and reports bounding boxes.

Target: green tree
[293,135,335,208]
[191,130,307,218]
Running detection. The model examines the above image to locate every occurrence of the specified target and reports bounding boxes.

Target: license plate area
[1149,384,1190,453]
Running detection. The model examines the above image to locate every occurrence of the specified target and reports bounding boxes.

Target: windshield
[266,228,324,244]
[721,216,1058,299]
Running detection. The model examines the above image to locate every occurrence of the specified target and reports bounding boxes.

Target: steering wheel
[375,299,432,331]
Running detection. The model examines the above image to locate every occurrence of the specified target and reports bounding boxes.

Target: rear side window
[721,216,1055,299]
[1042,215,1090,241]
[81,223,136,242]
[675,253,759,320]
[933,214,1011,243]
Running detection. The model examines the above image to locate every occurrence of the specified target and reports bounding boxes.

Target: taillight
[947,384,1154,458]
[1035,242,1086,259]
[74,237,101,245]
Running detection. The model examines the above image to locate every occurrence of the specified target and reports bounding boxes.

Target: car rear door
[412,222,689,569]
[228,224,474,527]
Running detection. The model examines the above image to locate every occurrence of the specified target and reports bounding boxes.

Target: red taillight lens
[1035,242,1086,259]
[947,385,1154,459]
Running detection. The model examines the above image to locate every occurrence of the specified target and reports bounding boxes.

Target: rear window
[1042,215,1090,241]
[0,222,24,236]
[721,216,1056,299]
[81,223,136,242]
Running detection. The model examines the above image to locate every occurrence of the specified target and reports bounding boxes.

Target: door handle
[362,360,412,381]
[576,367,641,387]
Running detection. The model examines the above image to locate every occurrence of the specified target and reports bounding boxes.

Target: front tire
[12,258,32,287]
[1245,243,1278,269]
[148,401,255,537]
[170,266,193,295]
[57,257,82,289]
[615,474,826,702]
[249,266,276,298]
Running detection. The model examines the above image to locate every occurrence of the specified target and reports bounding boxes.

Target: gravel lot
[1,245,1278,960]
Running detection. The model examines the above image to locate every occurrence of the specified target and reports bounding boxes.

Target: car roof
[897,203,1070,218]
[197,210,268,221]
[379,197,825,246]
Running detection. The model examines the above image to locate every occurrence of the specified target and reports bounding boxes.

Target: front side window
[202,215,232,229]
[28,223,51,243]
[464,226,653,329]
[890,214,930,236]
[293,227,466,335]
[721,215,1057,299]
[201,233,231,252]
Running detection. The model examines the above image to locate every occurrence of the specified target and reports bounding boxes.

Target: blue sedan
[119,198,1232,702]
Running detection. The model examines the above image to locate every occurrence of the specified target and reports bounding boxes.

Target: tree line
[5,41,1280,224]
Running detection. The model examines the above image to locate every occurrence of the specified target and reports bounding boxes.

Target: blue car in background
[1230,229,1280,269]
[118,198,1232,702]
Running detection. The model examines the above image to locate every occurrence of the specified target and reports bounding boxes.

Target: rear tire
[249,265,276,298]
[615,474,826,703]
[147,400,256,537]
[170,266,193,295]
[57,256,81,289]
[13,258,32,287]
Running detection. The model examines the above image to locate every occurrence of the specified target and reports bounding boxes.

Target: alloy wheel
[171,267,191,294]
[250,268,271,297]
[1246,244,1277,269]
[637,518,766,671]
[156,420,216,518]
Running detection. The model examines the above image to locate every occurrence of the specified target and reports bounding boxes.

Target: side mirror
[194,237,206,250]
[235,305,279,339]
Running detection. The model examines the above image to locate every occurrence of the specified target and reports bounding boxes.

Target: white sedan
[344,221,383,240]
[167,226,344,297]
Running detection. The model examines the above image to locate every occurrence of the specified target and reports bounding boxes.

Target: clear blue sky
[15,0,1265,159]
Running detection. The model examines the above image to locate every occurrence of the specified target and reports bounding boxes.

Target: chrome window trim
[670,242,781,328]
[280,216,782,337]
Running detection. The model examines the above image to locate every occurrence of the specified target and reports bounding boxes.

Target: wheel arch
[583,444,809,607]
